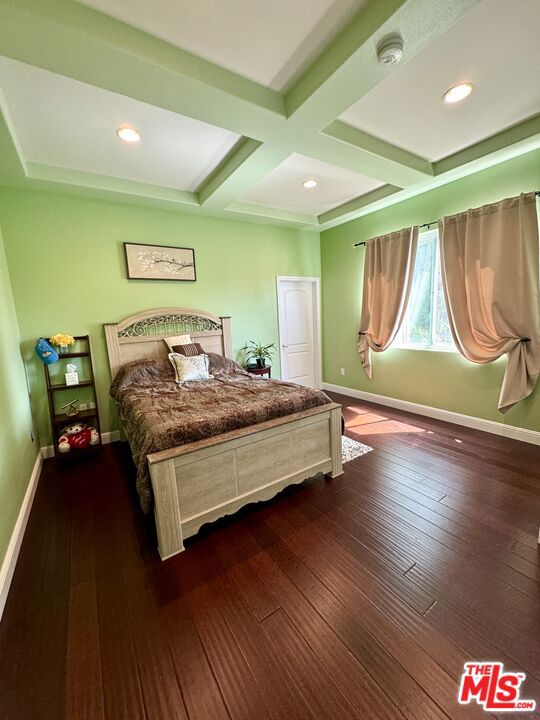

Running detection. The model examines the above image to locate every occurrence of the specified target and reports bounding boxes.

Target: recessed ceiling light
[302,179,318,189]
[442,83,473,104]
[116,126,141,143]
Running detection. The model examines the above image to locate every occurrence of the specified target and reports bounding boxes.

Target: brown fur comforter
[110,353,330,511]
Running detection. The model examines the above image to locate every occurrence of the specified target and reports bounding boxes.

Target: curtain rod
[353,190,540,247]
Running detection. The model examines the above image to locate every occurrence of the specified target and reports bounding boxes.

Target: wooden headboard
[104,307,232,378]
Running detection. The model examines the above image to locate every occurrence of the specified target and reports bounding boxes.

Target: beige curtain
[439,192,540,413]
[358,226,419,378]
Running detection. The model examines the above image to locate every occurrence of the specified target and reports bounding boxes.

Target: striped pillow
[172,342,204,357]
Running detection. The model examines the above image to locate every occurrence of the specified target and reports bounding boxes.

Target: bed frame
[104,307,343,559]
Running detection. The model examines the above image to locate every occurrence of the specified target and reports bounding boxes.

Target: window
[394,229,454,351]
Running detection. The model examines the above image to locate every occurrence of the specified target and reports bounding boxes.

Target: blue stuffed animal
[35,337,59,364]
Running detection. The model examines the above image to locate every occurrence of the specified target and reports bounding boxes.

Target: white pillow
[168,353,213,383]
[164,334,192,352]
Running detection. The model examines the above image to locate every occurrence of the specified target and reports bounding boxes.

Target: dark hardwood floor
[1,393,539,719]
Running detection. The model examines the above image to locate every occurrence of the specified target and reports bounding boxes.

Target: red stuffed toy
[58,422,99,453]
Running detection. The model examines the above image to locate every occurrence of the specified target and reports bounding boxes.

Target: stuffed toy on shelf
[58,422,99,453]
[35,337,59,364]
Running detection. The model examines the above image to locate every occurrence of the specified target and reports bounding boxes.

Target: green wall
[0,189,320,445]
[0,225,38,568]
[321,149,540,432]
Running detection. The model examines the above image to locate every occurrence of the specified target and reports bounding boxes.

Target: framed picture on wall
[124,242,196,281]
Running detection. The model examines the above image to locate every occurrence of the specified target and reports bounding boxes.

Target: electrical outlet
[340,367,345,376]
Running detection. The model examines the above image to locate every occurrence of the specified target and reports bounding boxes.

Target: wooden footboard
[147,402,342,559]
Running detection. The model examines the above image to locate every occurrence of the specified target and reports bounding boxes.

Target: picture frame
[124,242,196,282]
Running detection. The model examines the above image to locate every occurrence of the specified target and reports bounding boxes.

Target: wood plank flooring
[1,392,539,719]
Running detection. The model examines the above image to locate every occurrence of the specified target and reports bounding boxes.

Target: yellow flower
[50,333,75,347]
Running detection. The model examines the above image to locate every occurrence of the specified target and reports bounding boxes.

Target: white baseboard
[41,429,121,459]
[322,382,540,446]
[0,449,43,622]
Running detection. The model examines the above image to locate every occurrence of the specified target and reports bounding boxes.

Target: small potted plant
[242,341,276,368]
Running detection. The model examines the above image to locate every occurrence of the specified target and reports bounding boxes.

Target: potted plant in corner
[242,341,276,368]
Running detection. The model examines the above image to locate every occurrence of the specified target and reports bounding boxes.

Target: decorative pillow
[168,353,213,383]
[172,342,204,357]
[164,334,192,352]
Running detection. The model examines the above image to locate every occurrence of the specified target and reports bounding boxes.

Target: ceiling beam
[197,142,294,210]
[318,184,402,225]
[26,164,199,207]
[197,138,263,206]
[301,122,432,185]
[0,88,26,183]
[226,201,318,229]
[433,114,540,177]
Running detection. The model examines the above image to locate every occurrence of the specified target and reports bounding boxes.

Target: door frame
[276,276,322,390]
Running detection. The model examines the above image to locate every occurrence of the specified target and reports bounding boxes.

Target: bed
[104,307,342,559]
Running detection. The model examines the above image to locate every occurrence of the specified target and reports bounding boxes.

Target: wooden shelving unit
[44,335,102,459]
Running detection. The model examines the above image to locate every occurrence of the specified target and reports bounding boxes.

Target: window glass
[394,229,454,351]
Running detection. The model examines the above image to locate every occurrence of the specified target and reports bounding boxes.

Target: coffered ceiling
[0,57,240,192]
[0,0,539,231]
[340,0,540,162]
[76,0,366,92]
[240,154,384,219]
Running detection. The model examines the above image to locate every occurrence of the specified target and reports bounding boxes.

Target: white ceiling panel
[0,57,240,191]
[340,0,540,162]
[240,153,384,216]
[77,0,365,91]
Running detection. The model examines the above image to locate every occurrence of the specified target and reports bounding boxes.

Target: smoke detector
[377,35,404,65]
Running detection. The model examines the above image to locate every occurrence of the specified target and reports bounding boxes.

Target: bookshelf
[44,335,102,458]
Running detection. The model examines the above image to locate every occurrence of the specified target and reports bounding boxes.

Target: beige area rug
[342,435,373,464]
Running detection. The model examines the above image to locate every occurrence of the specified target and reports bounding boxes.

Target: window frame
[392,228,456,353]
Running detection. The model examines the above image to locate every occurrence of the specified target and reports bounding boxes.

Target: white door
[277,278,320,388]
